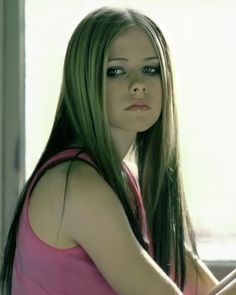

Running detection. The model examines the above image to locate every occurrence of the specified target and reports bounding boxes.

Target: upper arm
[62,161,181,295]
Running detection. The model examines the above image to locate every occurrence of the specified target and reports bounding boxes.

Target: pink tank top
[12,148,154,294]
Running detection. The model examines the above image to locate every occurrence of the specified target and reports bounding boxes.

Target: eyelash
[107,65,161,78]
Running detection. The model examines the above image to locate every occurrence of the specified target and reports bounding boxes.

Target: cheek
[157,85,163,105]
[105,83,121,121]
[153,78,162,93]
[106,81,126,109]
[105,85,114,112]
[150,79,162,100]
[155,80,163,99]
[106,83,116,105]
[106,81,124,96]
[152,82,163,115]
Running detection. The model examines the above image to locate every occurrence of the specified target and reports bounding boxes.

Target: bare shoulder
[28,159,100,248]
[66,159,108,193]
[32,159,96,197]
[63,159,129,237]
[62,159,119,214]
[29,160,75,208]
[28,160,79,248]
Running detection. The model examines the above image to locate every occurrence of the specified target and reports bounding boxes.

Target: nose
[130,79,146,95]
[131,85,146,93]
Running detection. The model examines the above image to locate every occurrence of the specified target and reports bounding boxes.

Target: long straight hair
[1,6,198,294]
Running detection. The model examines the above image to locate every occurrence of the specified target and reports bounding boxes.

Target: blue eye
[107,67,126,78]
[143,65,161,75]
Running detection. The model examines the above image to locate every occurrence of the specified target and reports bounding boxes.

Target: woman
[1,6,235,295]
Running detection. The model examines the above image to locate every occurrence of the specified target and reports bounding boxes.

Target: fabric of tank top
[12,148,154,294]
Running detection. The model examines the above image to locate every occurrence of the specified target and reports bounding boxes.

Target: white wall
[25,0,236,261]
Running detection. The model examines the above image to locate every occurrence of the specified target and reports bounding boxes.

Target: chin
[133,120,158,132]
[129,124,155,133]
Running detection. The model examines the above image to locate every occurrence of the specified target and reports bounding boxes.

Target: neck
[109,127,136,160]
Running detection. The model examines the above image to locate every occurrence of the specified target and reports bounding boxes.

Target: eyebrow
[108,57,159,62]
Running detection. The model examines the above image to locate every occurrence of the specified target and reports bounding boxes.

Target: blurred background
[1,0,236,280]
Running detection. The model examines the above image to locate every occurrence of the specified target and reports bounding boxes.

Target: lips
[124,100,150,110]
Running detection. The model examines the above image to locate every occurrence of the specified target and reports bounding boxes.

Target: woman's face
[106,26,163,136]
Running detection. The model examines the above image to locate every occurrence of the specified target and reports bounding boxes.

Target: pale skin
[28,26,236,294]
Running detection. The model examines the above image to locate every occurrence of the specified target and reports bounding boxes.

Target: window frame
[0,0,25,252]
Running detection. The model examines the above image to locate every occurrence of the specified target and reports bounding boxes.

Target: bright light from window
[25,0,236,260]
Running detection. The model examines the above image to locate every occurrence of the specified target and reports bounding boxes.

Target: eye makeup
[107,64,161,78]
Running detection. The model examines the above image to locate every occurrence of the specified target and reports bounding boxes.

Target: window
[25,0,236,261]
[0,0,25,249]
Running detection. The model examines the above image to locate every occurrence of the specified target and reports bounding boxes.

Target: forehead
[108,26,156,59]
